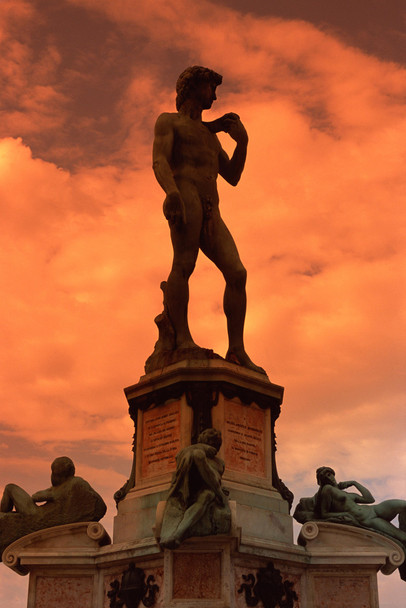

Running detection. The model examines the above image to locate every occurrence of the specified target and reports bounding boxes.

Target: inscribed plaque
[141,402,181,478]
[224,400,265,477]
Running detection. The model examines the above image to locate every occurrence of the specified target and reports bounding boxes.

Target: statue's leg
[201,212,264,373]
[201,213,246,346]
[0,484,38,514]
[367,501,406,542]
[374,500,406,521]
[172,489,215,542]
[166,188,202,349]
[367,518,406,542]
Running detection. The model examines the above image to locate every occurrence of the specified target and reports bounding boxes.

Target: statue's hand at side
[163,191,186,227]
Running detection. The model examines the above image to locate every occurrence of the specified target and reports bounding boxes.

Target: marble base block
[4,518,403,607]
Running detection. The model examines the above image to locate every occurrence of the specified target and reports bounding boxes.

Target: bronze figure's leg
[201,209,265,373]
[166,188,203,349]
[371,500,406,542]
[0,484,38,515]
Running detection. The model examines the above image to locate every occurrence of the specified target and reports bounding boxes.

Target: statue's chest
[174,122,219,160]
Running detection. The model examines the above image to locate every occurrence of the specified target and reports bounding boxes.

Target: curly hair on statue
[175,65,222,110]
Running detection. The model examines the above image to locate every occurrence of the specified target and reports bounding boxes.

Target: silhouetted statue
[159,429,231,549]
[148,65,264,374]
[294,466,406,581]
[0,456,106,558]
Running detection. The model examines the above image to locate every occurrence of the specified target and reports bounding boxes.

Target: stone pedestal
[4,360,404,607]
[114,359,293,548]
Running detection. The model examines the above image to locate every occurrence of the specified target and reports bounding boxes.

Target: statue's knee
[173,259,196,280]
[183,263,196,279]
[200,489,215,504]
[4,483,18,493]
[228,265,247,289]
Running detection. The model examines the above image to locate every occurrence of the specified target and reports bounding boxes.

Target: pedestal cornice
[124,359,284,418]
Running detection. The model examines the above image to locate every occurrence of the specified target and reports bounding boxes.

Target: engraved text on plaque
[141,402,181,478]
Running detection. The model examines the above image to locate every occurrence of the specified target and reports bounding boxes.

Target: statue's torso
[325,485,373,524]
[170,113,221,203]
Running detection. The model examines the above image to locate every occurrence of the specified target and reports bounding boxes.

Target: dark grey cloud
[217,0,406,65]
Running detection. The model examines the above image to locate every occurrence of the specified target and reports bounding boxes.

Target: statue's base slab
[4,520,403,607]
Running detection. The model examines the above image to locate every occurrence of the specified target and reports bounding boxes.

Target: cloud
[0,2,66,137]
[0,138,160,443]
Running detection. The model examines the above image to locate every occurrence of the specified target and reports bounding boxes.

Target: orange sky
[0,1,405,605]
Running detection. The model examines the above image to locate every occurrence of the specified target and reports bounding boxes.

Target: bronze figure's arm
[152,113,186,226]
[218,114,248,186]
[338,480,375,504]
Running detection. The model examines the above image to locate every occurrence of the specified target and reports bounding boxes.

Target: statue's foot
[226,347,267,375]
[160,536,181,550]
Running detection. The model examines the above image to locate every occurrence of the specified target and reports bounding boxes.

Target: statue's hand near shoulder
[338,481,356,490]
[205,112,240,133]
[224,114,248,145]
[205,112,248,145]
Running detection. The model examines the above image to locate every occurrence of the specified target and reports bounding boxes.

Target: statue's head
[316,466,337,487]
[176,66,222,111]
[198,428,222,452]
[51,456,75,486]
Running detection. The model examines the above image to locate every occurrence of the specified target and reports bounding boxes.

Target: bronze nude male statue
[151,65,264,374]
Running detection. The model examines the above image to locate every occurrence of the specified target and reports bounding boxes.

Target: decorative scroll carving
[107,563,159,608]
[271,418,294,510]
[114,429,137,505]
[238,561,298,608]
